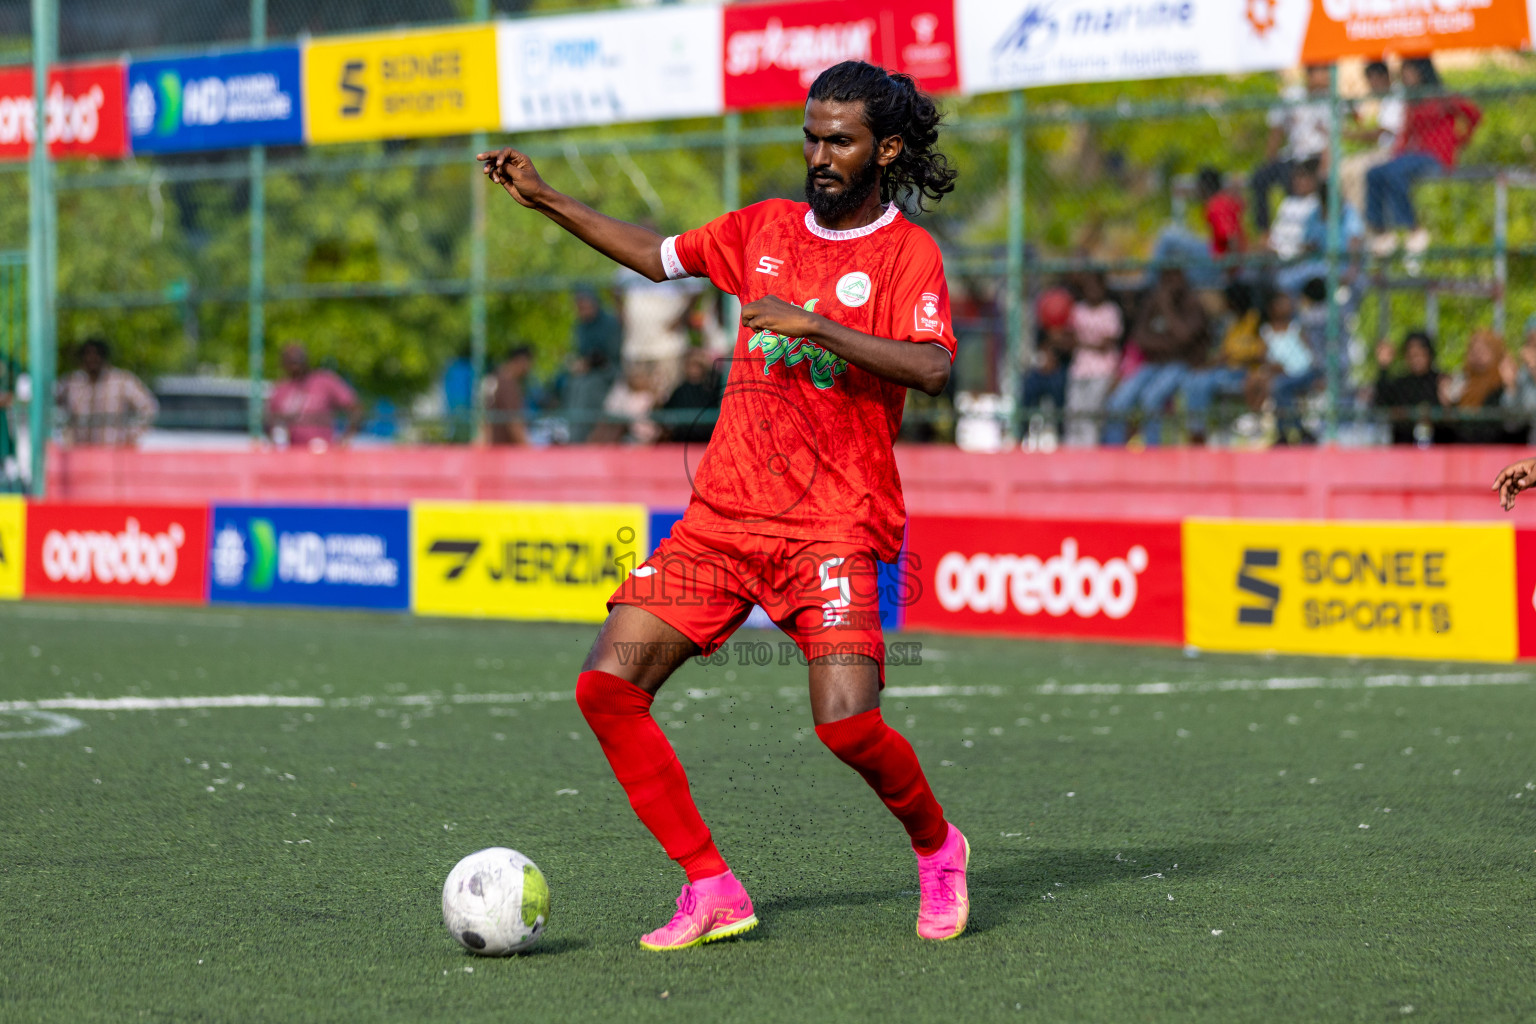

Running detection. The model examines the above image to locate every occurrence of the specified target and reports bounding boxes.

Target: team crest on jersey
[836,272,872,308]
[747,298,850,391]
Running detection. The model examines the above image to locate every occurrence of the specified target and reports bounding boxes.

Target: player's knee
[576,668,653,720]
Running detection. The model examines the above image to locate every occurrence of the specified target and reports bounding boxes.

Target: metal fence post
[1323,63,1344,442]
[27,0,55,496]
[247,0,267,440]
[1005,90,1026,442]
[722,111,742,333]
[468,0,491,443]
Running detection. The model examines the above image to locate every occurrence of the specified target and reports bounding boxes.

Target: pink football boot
[639,870,759,951]
[915,823,970,940]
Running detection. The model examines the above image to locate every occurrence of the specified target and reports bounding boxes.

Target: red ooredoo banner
[25,503,209,604]
[903,516,1185,643]
[0,62,128,161]
[723,0,958,112]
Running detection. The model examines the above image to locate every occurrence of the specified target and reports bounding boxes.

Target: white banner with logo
[957,0,1311,94]
[496,7,723,132]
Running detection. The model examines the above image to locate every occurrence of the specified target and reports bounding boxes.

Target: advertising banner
[1514,528,1536,658]
[956,0,1302,94]
[724,0,959,111]
[0,495,22,599]
[209,505,409,610]
[1302,0,1531,62]
[903,516,1184,642]
[413,501,646,622]
[24,503,209,604]
[127,48,303,154]
[497,7,721,132]
[1183,518,1516,662]
[304,25,499,144]
[0,62,128,161]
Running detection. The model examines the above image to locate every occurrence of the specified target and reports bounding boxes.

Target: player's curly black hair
[807,61,958,213]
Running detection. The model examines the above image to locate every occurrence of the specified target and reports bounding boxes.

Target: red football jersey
[661,199,956,561]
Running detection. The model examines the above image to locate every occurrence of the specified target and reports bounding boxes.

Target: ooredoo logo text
[935,538,1149,619]
[40,517,186,586]
[0,81,106,147]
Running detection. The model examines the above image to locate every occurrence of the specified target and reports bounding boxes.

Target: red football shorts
[608,519,888,685]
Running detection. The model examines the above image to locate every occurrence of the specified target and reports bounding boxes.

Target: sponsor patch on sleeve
[913,292,944,336]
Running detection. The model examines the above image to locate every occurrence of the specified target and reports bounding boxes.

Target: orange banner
[1302,0,1532,61]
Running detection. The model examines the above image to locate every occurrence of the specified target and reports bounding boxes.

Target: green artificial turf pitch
[1,602,1533,1023]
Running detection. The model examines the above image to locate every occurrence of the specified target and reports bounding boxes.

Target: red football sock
[816,708,949,855]
[575,670,728,882]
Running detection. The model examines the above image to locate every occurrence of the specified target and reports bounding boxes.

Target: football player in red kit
[479,61,968,949]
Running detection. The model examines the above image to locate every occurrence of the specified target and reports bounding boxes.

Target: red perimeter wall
[45,445,1535,523]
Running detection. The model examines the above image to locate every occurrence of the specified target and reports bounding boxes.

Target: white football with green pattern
[442,847,549,955]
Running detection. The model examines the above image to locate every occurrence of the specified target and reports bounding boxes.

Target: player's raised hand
[476,147,548,209]
[741,295,822,339]
[1493,456,1536,511]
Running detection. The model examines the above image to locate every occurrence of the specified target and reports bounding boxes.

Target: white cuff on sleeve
[659,236,689,280]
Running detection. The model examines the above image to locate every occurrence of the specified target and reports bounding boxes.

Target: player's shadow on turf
[963,843,1247,936]
[462,937,591,958]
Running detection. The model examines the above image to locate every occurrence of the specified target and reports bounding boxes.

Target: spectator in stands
[1252,65,1336,234]
[1341,61,1406,215]
[1500,315,1536,443]
[591,363,660,444]
[1183,281,1266,443]
[616,263,700,399]
[1101,267,1208,446]
[1063,271,1123,447]
[1267,159,1323,264]
[1373,329,1445,445]
[265,342,358,449]
[58,338,158,447]
[1021,317,1073,432]
[486,346,536,445]
[655,347,723,444]
[1197,167,1246,261]
[1255,289,1322,444]
[562,289,623,443]
[574,287,622,371]
[1440,329,1505,444]
[1366,57,1481,261]
[441,346,475,443]
[1274,173,1365,297]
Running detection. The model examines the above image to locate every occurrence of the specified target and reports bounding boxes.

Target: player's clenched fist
[1493,456,1536,511]
[476,147,548,209]
[741,295,825,340]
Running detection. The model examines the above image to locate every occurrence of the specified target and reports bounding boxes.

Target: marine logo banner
[412,501,646,622]
[0,495,22,599]
[1183,518,1516,662]
[209,505,409,610]
[128,48,303,154]
[304,25,499,144]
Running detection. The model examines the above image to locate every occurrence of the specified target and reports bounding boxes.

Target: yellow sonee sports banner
[1183,518,1516,663]
[304,25,500,144]
[0,495,22,599]
[412,501,646,623]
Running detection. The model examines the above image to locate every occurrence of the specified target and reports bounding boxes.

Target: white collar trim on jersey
[803,203,901,241]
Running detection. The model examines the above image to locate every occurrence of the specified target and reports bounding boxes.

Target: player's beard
[804,152,882,224]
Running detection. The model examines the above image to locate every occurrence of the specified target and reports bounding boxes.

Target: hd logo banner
[303,25,499,144]
[127,48,303,154]
[1183,518,1516,662]
[209,505,409,610]
[0,495,22,599]
[412,501,646,622]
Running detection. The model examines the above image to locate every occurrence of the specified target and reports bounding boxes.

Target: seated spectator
[58,338,159,447]
[1253,290,1322,444]
[1341,61,1406,214]
[1440,329,1505,444]
[1063,271,1123,447]
[266,342,358,449]
[1022,323,1073,430]
[656,348,722,444]
[1197,167,1247,261]
[1499,315,1536,443]
[1366,57,1481,261]
[591,363,660,444]
[486,346,536,445]
[1252,65,1336,234]
[1183,281,1266,443]
[1102,267,1208,446]
[1372,329,1445,445]
[1267,160,1322,264]
[1276,180,1365,298]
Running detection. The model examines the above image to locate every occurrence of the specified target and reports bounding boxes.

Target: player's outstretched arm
[477,147,667,282]
[1493,456,1536,511]
[742,295,950,396]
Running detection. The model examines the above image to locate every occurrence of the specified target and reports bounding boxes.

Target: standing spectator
[1251,65,1336,234]
[485,346,535,446]
[1198,167,1246,260]
[1021,323,1072,430]
[1440,329,1505,444]
[1063,272,1123,447]
[1183,281,1266,443]
[562,289,623,443]
[265,342,358,449]
[1500,314,1536,443]
[1372,329,1444,445]
[1340,61,1406,214]
[441,347,476,443]
[656,348,723,444]
[1102,268,1208,446]
[615,266,699,400]
[591,363,660,445]
[573,287,622,372]
[1366,57,1481,260]
[58,339,158,447]
[1254,290,1322,443]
